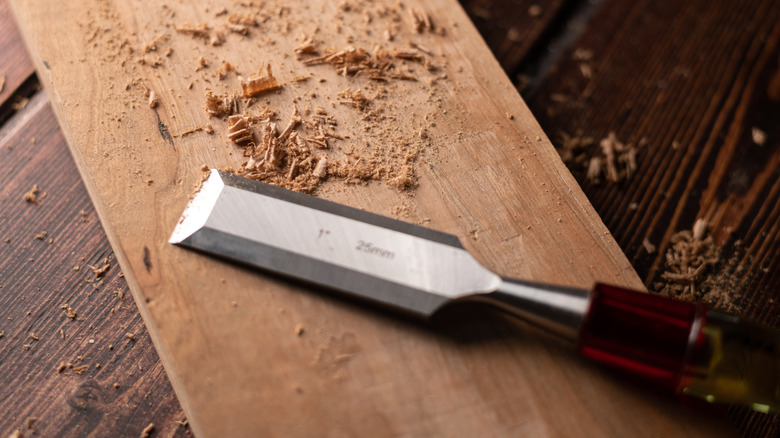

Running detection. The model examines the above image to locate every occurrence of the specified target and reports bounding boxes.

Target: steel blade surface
[170,170,501,317]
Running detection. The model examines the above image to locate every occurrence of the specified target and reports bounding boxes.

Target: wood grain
[461,0,568,73]
[528,0,779,435]
[8,0,737,436]
[0,91,188,437]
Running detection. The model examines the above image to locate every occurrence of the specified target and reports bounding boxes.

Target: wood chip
[148,91,158,108]
[338,88,369,110]
[752,126,766,146]
[12,97,28,111]
[409,8,434,33]
[294,37,319,57]
[692,218,708,241]
[23,185,40,203]
[528,4,543,17]
[61,304,77,320]
[217,62,236,80]
[175,23,209,38]
[90,260,111,277]
[25,417,37,430]
[140,423,155,438]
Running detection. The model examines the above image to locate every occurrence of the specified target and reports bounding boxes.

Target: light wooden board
[10,0,735,436]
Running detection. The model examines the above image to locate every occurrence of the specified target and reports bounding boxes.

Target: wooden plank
[0,0,35,117]
[528,0,779,436]
[8,0,735,436]
[0,91,187,437]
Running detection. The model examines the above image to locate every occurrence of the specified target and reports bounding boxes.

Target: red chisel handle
[487,280,779,413]
[578,284,778,413]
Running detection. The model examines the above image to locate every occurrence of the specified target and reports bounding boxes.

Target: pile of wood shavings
[125,2,448,196]
[215,99,421,193]
[557,131,642,184]
[653,219,736,309]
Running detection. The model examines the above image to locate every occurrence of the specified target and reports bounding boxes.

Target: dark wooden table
[1,0,777,436]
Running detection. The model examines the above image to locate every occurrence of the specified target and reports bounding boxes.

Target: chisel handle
[489,281,779,413]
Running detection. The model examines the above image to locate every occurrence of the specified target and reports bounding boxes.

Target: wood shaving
[12,97,28,111]
[573,48,594,61]
[8,430,23,438]
[227,115,254,144]
[23,185,40,203]
[205,91,238,117]
[196,56,209,71]
[143,34,168,53]
[241,64,281,97]
[294,37,319,57]
[300,46,401,80]
[175,23,209,39]
[642,238,656,254]
[140,423,155,438]
[217,62,236,80]
[528,4,543,18]
[174,125,212,138]
[312,157,328,179]
[409,8,434,33]
[751,126,766,146]
[392,48,425,63]
[692,218,708,241]
[210,32,226,46]
[574,132,641,183]
[89,259,111,277]
[226,22,249,35]
[338,88,370,110]
[148,91,158,108]
[228,14,258,27]
[61,304,77,320]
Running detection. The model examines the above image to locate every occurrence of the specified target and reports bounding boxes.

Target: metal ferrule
[480,279,592,341]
